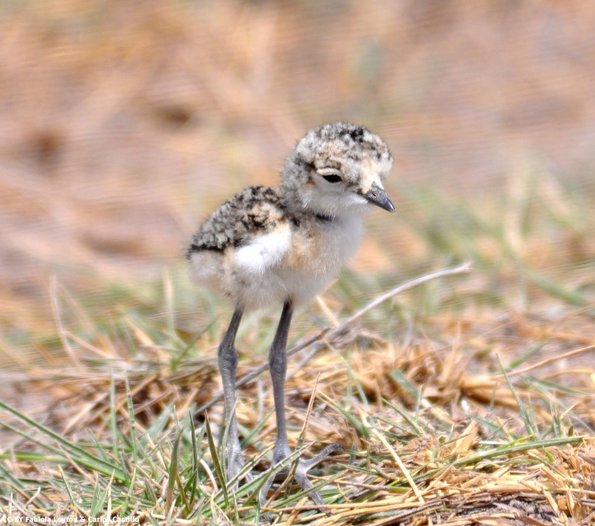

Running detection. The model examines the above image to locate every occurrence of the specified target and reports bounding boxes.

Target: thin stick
[196,262,472,413]
[493,344,595,378]
[341,261,472,327]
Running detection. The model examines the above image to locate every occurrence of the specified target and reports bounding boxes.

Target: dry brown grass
[1,0,594,331]
[1,265,593,523]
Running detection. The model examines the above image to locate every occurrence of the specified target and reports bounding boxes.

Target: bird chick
[188,122,394,309]
[187,122,395,508]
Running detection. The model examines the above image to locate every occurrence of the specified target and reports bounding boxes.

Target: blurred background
[1,0,594,367]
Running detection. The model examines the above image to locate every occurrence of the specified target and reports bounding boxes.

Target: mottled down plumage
[186,121,394,309]
[187,186,285,253]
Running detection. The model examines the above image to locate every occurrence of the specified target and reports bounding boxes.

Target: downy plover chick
[187,122,395,507]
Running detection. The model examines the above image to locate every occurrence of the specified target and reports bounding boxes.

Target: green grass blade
[204,415,228,504]
[0,400,127,482]
[165,432,181,512]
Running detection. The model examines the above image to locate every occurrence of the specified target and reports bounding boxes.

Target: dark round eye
[322,174,342,183]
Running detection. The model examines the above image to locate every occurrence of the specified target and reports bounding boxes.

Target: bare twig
[493,344,595,378]
[196,262,472,413]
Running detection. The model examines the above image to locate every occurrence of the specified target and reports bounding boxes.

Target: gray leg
[269,301,293,463]
[263,301,341,510]
[218,308,244,481]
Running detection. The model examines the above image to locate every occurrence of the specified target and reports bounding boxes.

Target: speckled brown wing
[186,185,287,256]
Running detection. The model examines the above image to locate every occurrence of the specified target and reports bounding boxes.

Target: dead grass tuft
[1,267,592,523]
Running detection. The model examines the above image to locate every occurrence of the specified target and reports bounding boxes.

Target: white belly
[239,215,364,307]
[190,216,365,310]
[278,216,364,304]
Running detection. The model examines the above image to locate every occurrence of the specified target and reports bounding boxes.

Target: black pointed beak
[363,184,396,212]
